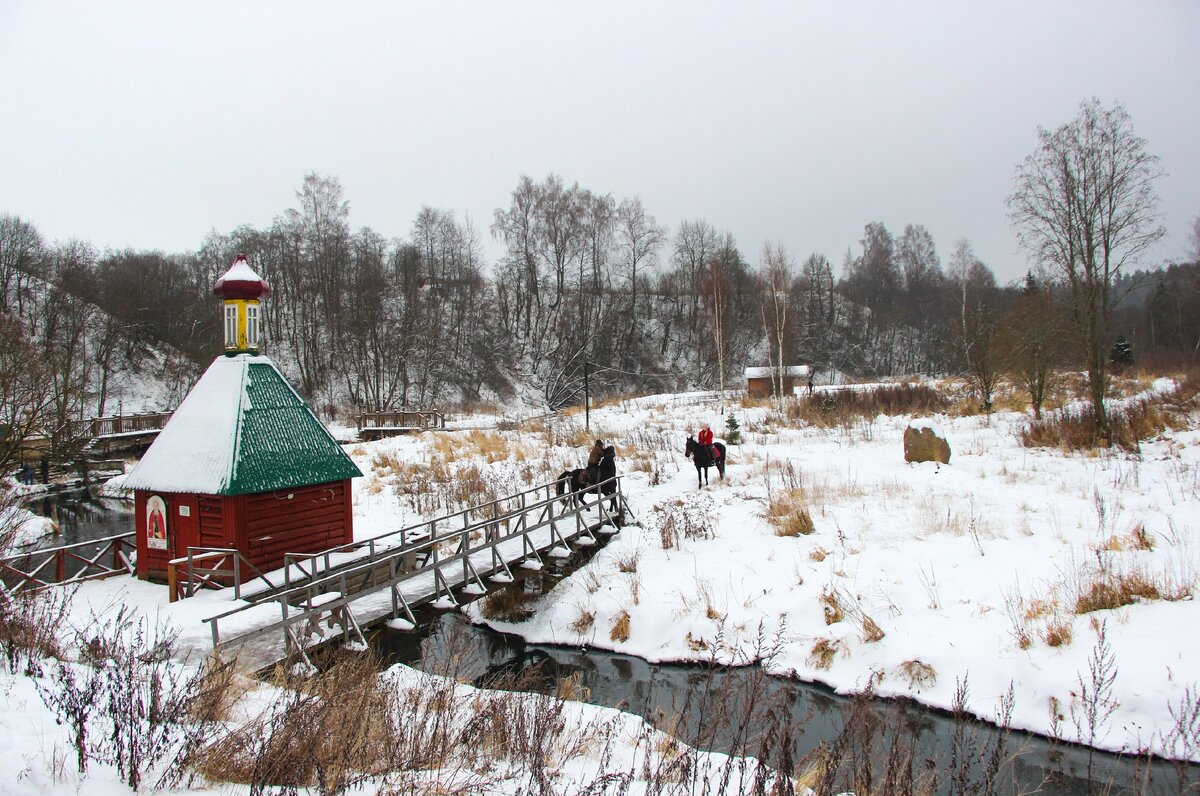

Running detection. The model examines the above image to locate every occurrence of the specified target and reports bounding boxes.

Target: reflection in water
[2,490,135,587]
[29,488,133,549]
[373,613,1199,796]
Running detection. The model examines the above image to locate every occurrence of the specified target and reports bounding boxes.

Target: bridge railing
[356,410,446,432]
[68,411,174,439]
[280,477,566,585]
[167,547,279,603]
[0,532,136,595]
[203,474,626,656]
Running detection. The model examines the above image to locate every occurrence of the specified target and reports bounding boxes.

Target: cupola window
[224,304,238,349]
[246,303,260,350]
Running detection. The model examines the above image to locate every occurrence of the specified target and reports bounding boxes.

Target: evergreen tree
[1109,334,1134,368]
[724,413,742,445]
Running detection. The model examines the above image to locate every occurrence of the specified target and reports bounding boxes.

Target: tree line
[1,100,1197,466]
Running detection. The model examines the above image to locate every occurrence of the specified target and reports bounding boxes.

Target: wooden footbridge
[356,409,447,440]
[185,474,631,668]
[70,411,175,455]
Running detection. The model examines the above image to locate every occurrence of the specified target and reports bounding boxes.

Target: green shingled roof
[226,361,362,495]
[124,354,362,496]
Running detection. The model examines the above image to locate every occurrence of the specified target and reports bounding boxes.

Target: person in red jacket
[698,423,719,460]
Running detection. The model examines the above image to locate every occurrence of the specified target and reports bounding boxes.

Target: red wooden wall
[135,479,353,583]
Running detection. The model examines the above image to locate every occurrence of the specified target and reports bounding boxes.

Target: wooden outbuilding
[744,365,811,398]
[123,254,361,582]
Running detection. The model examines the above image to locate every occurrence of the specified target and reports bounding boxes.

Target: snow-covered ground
[2,382,1198,794]
[412,387,1199,763]
[0,496,57,547]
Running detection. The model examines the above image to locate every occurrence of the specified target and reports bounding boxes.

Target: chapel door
[171,495,201,560]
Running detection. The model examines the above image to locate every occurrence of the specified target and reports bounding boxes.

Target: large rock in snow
[904,420,951,464]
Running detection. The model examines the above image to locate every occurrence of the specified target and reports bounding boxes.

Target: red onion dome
[214,253,270,300]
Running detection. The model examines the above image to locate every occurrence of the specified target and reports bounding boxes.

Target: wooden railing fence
[0,532,136,595]
[167,548,279,603]
[68,411,174,439]
[356,410,446,433]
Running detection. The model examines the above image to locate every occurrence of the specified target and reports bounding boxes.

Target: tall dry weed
[1022,377,1198,452]
[787,383,948,428]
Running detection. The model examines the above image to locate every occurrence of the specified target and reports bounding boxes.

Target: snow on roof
[219,257,263,284]
[744,365,810,379]
[123,354,360,495]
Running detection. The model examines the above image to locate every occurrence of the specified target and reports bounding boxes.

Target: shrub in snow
[645,494,716,549]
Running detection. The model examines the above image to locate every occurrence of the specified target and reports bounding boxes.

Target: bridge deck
[197,475,629,669]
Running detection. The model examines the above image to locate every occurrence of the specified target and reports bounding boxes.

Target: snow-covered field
[413,386,1198,763]
[2,381,1198,794]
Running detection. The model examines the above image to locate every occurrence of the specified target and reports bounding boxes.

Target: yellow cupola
[212,252,269,354]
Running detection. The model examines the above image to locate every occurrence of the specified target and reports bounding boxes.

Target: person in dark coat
[587,439,604,484]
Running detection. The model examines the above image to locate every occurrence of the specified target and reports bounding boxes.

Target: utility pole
[583,361,590,430]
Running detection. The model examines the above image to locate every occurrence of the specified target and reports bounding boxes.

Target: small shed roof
[744,365,810,379]
[124,354,361,495]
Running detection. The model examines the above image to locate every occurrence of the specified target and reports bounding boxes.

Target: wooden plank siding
[198,496,225,549]
[242,481,352,572]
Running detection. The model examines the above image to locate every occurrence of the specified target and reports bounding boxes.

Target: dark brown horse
[685,435,726,487]
[556,446,618,509]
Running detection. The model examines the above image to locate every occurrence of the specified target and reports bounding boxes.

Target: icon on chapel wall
[146,495,168,550]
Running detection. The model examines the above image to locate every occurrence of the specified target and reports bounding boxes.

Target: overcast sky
[2,1,1197,283]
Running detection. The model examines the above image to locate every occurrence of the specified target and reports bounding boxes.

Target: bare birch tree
[1008,99,1165,442]
[759,243,793,406]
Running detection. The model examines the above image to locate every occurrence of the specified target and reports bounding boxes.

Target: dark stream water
[26,487,133,548]
[366,550,1199,796]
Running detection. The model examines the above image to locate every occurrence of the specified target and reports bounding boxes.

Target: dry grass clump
[1074,572,1162,614]
[198,653,396,791]
[808,637,846,670]
[369,449,404,475]
[1130,524,1156,551]
[555,672,591,702]
[898,660,937,690]
[860,614,886,643]
[787,383,948,427]
[766,487,816,536]
[1022,598,1056,622]
[1108,371,1159,399]
[987,384,1036,414]
[1043,617,1074,647]
[609,610,631,642]
[187,654,249,723]
[569,609,596,634]
[820,588,845,625]
[384,453,531,516]
[1100,524,1156,552]
[809,546,829,562]
[616,549,639,573]
[479,586,532,622]
[739,394,775,410]
[1021,376,1199,451]
[430,429,512,463]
